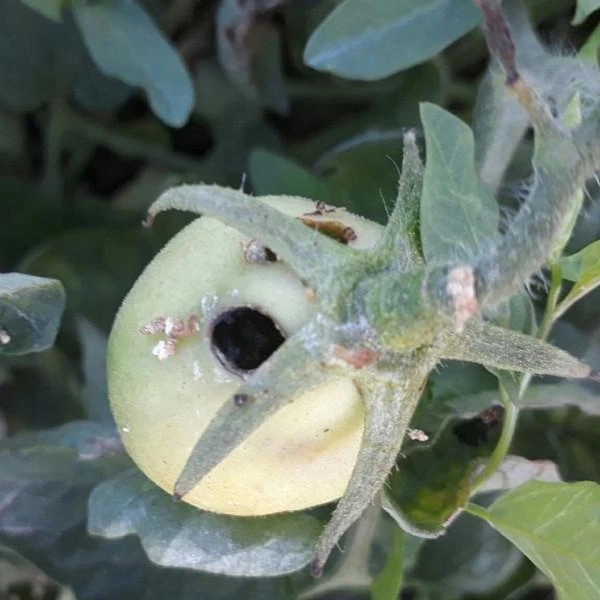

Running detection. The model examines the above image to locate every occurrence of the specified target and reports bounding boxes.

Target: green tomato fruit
[108,196,384,516]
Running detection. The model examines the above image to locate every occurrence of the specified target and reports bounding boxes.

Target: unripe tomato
[108,196,384,516]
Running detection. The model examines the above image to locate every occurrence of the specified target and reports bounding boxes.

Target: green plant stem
[470,384,519,493]
[471,261,564,494]
[370,527,405,600]
[464,501,490,520]
[540,262,563,337]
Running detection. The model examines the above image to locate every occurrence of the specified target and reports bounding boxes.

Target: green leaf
[88,469,323,577]
[249,148,335,201]
[0,423,297,599]
[409,362,498,445]
[0,273,65,355]
[18,227,171,331]
[315,129,406,223]
[512,410,600,484]
[580,21,600,62]
[573,0,600,24]
[517,382,600,414]
[76,316,113,423]
[412,370,600,453]
[467,481,600,599]
[72,0,194,127]
[419,103,499,263]
[437,381,600,418]
[303,0,480,80]
[386,422,496,534]
[473,68,530,195]
[370,527,405,600]
[561,240,600,282]
[558,240,600,317]
[0,177,140,270]
[0,423,148,600]
[19,0,63,21]
[1,345,85,430]
[0,544,64,597]
[0,1,131,112]
[408,512,524,598]
[141,572,297,600]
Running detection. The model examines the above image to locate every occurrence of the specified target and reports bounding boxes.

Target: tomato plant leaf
[76,316,113,424]
[558,240,600,317]
[19,0,63,21]
[315,129,406,224]
[561,240,600,282]
[408,512,524,598]
[419,103,499,263]
[249,148,335,201]
[303,0,480,80]
[446,382,600,418]
[18,227,171,331]
[573,0,600,24]
[0,0,130,112]
[0,423,295,599]
[467,481,600,599]
[386,422,495,533]
[580,21,600,61]
[0,423,146,600]
[412,375,600,452]
[72,0,194,127]
[88,468,322,577]
[0,273,65,356]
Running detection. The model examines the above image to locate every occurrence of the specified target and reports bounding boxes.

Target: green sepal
[378,130,424,268]
[146,185,359,306]
[441,319,592,379]
[311,363,431,575]
[174,318,335,500]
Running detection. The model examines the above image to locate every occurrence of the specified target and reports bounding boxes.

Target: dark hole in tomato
[210,307,286,374]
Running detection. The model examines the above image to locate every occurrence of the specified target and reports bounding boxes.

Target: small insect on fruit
[107,196,383,516]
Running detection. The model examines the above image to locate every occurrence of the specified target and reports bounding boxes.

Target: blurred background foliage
[2,0,600,598]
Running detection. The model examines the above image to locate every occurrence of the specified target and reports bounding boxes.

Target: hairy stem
[473,0,587,306]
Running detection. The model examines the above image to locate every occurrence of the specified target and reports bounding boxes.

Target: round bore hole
[210,307,286,374]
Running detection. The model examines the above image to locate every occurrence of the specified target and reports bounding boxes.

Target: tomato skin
[108,197,384,516]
